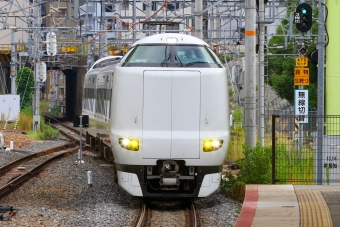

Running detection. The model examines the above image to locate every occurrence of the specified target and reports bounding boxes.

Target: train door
[142,70,200,159]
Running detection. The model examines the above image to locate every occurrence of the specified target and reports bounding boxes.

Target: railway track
[0,143,79,199]
[136,199,200,227]
[43,113,86,143]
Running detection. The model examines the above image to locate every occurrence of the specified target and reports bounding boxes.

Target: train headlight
[203,139,223,152]
[119,138,139,151]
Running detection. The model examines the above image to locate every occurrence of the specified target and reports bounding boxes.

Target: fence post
[272,114,280,184]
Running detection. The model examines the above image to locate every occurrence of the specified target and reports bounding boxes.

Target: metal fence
[271,114,340,185]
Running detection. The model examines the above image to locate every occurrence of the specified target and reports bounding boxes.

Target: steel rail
[0,143,75,177]
[43,113,86,143]
[0,146,79,199]
[135,202,148,227]
[189,202,198,227]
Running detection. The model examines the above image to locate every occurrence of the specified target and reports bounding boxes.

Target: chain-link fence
[271,114,340,185]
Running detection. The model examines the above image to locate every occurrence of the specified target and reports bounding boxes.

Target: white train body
[109,33,230,198]
[83,56,122,130]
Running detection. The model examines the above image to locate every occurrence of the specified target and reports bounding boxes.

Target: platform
[235,184,340,227]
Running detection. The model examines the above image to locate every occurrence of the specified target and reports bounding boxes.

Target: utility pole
[99,2,106,59]
[33,0,41,132]
[56,71,59,107]
[133,0,136,42]
[316,0,325,184]
[10,28,17,95]
[87,36,94,71]
[244,0,256,148]
[258,0,265,145]
[194,1,203,39]
[145,0,151,36]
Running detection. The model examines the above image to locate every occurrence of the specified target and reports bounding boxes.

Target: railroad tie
[2,108,11,131]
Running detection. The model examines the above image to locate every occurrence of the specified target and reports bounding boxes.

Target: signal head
[295,3,313,33]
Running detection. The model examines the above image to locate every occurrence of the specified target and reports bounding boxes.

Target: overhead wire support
[32,0,41,132]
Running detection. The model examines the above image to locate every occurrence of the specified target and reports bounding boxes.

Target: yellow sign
[294,68,309,77]
[294,68,309,86]
[294,77,309,86]
[296,58,308,67]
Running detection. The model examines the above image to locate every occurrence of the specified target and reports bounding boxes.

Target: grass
[2,105,60,140]
[28,115,59,140]
[274,144,315,184]
[17,106,33,131]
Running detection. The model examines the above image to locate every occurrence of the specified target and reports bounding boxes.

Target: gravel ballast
[0,135,241,227]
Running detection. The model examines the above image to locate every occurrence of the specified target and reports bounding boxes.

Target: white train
[84,33,230,198]
[82,56,122,130]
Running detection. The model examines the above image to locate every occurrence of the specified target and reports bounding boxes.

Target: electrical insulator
[46,32,57,56]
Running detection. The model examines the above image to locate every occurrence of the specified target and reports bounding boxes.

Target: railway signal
[295,3,313,33]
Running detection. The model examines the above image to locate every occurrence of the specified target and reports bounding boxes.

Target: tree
[16,67,34,109]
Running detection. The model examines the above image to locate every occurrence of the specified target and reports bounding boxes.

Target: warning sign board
[294,77,309,86]
[294,68,309,77]
[295,58,308,67]
[294,68,309,86]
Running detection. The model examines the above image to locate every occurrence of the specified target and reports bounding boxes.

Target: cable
[321,3,329,47]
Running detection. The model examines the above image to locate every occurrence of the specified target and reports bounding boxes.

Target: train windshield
[122,45,222,68]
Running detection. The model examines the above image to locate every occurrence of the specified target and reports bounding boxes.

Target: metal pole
[87,36,94,71]
[145,0,151,36]
[56,71,59,107]
[99,2,105,59]
[244,0,256,148]
[258,0,265,145]
[272,115,279,184]
[78,115,83,163]
[195,1,203,39]
[317,0,325,185]
[133,0,136,42]
[10,29,16,95]
[32,0,41,132]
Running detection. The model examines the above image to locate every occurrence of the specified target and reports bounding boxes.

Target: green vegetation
[16,67,34,110]
[15,105,60,140]
[275,144,314,184]
[326,166,330,185]
[17,106,33,131]
[227,105,244,161]
[50,106,62,116]
[222,144,272,202]
[220,53,233,64]
[28,115,59,140]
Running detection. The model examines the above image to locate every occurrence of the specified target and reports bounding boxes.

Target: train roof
[89,56,123,71]
[97,63,117,73]
[132,33,208,47]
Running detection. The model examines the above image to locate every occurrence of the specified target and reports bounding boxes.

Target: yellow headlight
[203,139,223,152]
[119,138,139,151]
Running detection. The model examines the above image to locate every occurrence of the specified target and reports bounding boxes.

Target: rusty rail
[0,145,79,199]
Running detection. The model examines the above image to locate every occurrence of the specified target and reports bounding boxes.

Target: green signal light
[301,8,307,14]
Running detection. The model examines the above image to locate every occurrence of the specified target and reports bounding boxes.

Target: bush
[235,144,272,184]
[222,144,272,202]
[37,116,59,140]
[28,116,59,140]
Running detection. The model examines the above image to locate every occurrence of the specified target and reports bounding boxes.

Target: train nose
[142,70,201,159]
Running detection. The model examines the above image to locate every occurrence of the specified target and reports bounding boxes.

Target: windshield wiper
[174,53,183,67]
[185,61,208,66]
[160,54,170,67]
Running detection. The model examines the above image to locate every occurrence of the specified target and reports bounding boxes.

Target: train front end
[109,33,230,198]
